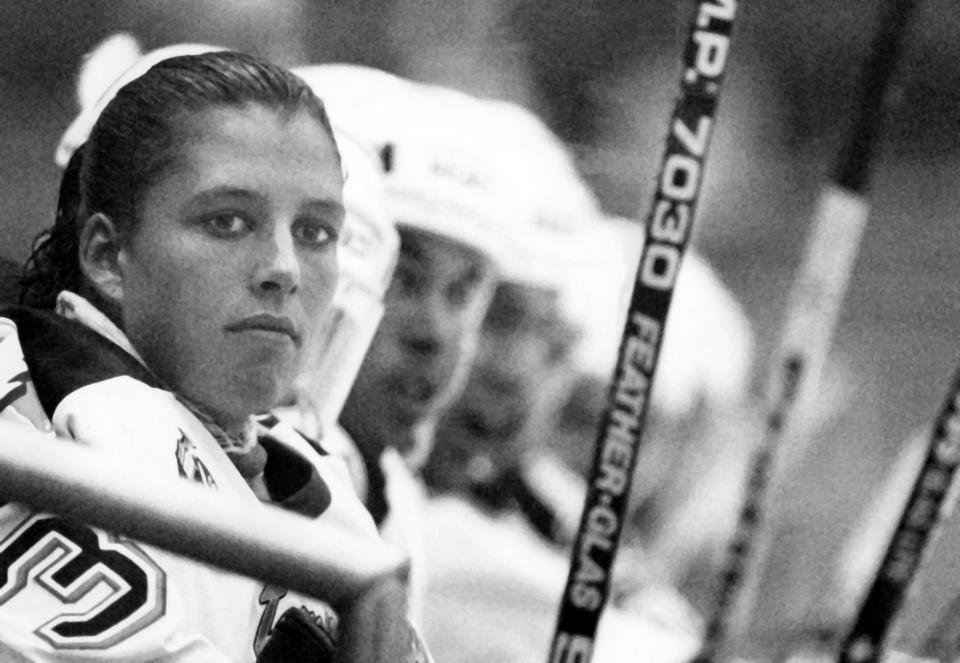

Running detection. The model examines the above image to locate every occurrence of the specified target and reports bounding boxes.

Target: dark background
[2,0,958,646]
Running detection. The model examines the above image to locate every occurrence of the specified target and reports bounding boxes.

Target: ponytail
[19,147,85,308]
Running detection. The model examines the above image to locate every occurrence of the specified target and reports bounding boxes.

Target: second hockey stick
[837,365,960,662]
[693,0,919,660]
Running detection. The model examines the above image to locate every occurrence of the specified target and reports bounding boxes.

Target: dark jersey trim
[259,435,332,518]
[0,306,163,419]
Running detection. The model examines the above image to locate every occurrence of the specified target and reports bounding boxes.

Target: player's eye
[392,260,425,297]
[445,278,474,308]
[445,263,484,309]
[292,218,338,249]
[203,212,250,237]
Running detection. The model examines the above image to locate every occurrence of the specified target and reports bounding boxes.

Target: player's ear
[78,212,128,307]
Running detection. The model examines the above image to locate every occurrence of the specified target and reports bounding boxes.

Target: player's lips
[386,374,441,412]
[454,406,525,442]
[225,314,300,345]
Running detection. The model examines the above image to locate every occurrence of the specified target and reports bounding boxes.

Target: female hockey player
[0,47,425,662]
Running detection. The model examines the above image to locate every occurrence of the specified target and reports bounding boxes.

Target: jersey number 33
[0,514,165,650]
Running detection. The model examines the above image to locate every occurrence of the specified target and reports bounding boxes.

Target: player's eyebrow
[182,187,345,222]
[184,186,267,210]
[301,197,346,222]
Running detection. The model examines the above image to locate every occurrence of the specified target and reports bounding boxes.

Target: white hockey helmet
[472,98,602,236]
[294,64,512,268]
[55,34,226,168]
[442,94,605,326]
[575,216,754,418]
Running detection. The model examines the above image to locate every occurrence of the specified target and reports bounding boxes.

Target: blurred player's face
[340,227,495,458]
[117,106,343,432]
[431,281,570,480]
[548,373,608,478]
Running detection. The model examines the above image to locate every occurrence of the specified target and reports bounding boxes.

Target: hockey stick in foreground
[0,422,410,663]
[547,2,739,661]
[692,0,918,660]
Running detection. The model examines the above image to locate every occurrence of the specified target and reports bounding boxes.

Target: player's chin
[228,364,297,415]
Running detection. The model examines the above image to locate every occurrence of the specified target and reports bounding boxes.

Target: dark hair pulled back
[20,50,338,309]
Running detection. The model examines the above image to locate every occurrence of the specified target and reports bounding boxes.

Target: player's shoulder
[258,414,380,537]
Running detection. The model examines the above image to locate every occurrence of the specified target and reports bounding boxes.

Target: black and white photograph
[1,1,959,661]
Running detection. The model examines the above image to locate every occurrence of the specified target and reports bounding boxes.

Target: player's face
[547,373,608,478]
[432,281,570,476]
[340,227,495,457]
[119,105,344,431]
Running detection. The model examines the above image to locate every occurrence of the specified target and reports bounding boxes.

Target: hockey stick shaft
[0,422,406,607]
[837,367,960,662]
[695,0,918,659]
[695,185,871,662]
[547,2,739,662]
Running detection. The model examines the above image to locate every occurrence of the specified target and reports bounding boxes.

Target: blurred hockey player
[418,98,708,662]
[292,64,513,623]
[544,216,759,617]
[423,98,601,544]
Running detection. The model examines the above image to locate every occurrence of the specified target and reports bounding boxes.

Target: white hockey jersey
[0,295,391,662]
[420,494,702,663]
